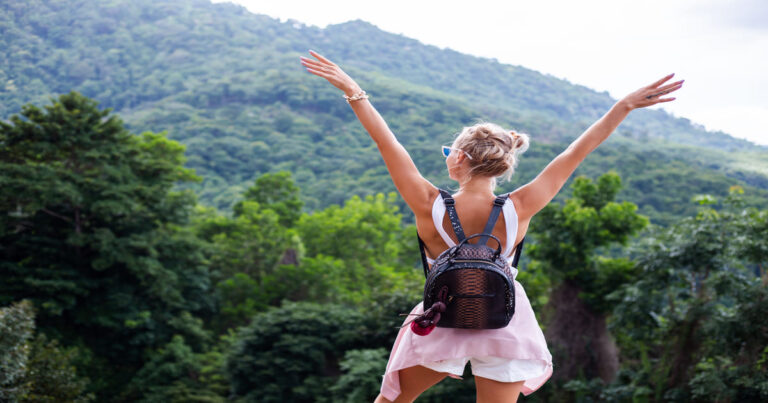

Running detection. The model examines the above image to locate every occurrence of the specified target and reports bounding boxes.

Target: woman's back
[417,191,530,264]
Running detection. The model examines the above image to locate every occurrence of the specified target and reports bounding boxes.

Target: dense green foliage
[524,174,646,389]
[296,193,421,301]
[0,93,214,397]
[0,300,93,402]
[226,302,366,402]
[1,92,766,402]
[603,189,768,401]
[0,300,35,400]
[235,171,304,227]
[531,172,648,313]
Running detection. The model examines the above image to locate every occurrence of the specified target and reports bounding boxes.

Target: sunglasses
[441,146,473,160]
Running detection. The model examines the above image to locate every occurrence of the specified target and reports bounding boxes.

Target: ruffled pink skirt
[380,280,553,400]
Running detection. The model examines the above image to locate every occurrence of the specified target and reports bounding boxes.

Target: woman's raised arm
[513,73,684,221]
[300,50,436,214]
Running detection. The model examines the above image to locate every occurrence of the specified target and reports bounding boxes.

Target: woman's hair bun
[509,130,530,153]
[453,122,530,183]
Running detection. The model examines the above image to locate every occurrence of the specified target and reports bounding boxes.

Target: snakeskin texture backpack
[406,189,525,336]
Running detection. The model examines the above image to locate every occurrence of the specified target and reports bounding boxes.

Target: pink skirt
[380,280,554,401]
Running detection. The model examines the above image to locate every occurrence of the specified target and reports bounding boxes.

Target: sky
[212,0,768,146]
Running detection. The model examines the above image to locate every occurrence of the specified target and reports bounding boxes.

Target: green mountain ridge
[316,19,763,150]
[1,0,766,225]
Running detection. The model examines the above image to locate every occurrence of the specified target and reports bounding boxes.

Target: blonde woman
[300,50,682,403]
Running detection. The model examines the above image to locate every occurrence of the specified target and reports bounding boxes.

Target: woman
[300,50,682,403]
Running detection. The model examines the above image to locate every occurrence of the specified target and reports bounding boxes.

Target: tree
[22,333,94,402]
[0,300,93,402]
[296,193,421,303]
[0,92,214,398]
[193,200,299,283]
[529,172,648,386]
[0,300,35,401]
[329,348,389,403]
[119,334,231,403]
[234,171,304,227]
[191,197,302,331]
[606,187,768,401]
[226,302,367,403]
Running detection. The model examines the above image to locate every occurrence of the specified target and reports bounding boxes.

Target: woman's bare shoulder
[507,189,533,222]
[413,186,441,218]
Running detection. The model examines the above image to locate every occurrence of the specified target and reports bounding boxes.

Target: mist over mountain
[2,0,766,224]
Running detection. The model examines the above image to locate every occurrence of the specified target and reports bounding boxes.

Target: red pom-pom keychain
[410,313,440,335]
[399,287,449,337]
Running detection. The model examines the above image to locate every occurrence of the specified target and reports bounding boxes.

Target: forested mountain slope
[2,0,766,224]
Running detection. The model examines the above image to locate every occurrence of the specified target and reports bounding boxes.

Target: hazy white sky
[213,0,768,146]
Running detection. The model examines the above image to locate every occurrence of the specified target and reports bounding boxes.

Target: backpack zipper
[450,259,503,265]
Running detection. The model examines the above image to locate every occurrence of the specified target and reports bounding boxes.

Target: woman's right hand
[619,73,684,110]
[300,50,362,96]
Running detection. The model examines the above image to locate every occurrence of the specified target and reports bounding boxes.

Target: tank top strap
[431,193,457,247]
[429,193,520,264]
[501,197,518,259]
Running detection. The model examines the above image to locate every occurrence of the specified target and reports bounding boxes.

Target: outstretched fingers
[300,55,338,75]
[622,73,684,109]
[300,57,330,76]
[299,57,321,70]
[299,56,325,67]
[304,66,324,76]
[647,80,684,99]
[648,73,675,89]
[308,49,334,65]
[657,80,685,93]
[656,97,677,103]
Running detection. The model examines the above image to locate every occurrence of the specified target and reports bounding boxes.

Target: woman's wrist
[615,99,634,113]
[344,90,369,103]
[343,84,363,97]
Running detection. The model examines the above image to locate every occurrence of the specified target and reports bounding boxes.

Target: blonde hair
[453,122,530,185]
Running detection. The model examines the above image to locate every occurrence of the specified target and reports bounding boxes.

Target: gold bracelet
[343,90,369,103]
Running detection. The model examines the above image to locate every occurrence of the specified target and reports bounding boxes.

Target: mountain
[2,0,766,225]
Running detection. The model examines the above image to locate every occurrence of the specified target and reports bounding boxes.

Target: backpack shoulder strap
[417,234,429,278]
[510,236,526,269]
[478,193,509,246]
[439,189,466,242]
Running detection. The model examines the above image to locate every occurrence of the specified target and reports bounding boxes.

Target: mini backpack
[404,189,525,336]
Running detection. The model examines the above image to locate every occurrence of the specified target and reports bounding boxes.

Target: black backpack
[408,189,525,334]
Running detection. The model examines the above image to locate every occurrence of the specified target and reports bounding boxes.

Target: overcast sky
[213,0,768,146]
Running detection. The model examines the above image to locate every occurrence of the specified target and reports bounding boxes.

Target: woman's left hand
[619,73,684,110]
[300,50,362,96]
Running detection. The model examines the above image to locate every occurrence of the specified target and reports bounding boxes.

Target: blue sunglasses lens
[442,146,451,157]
